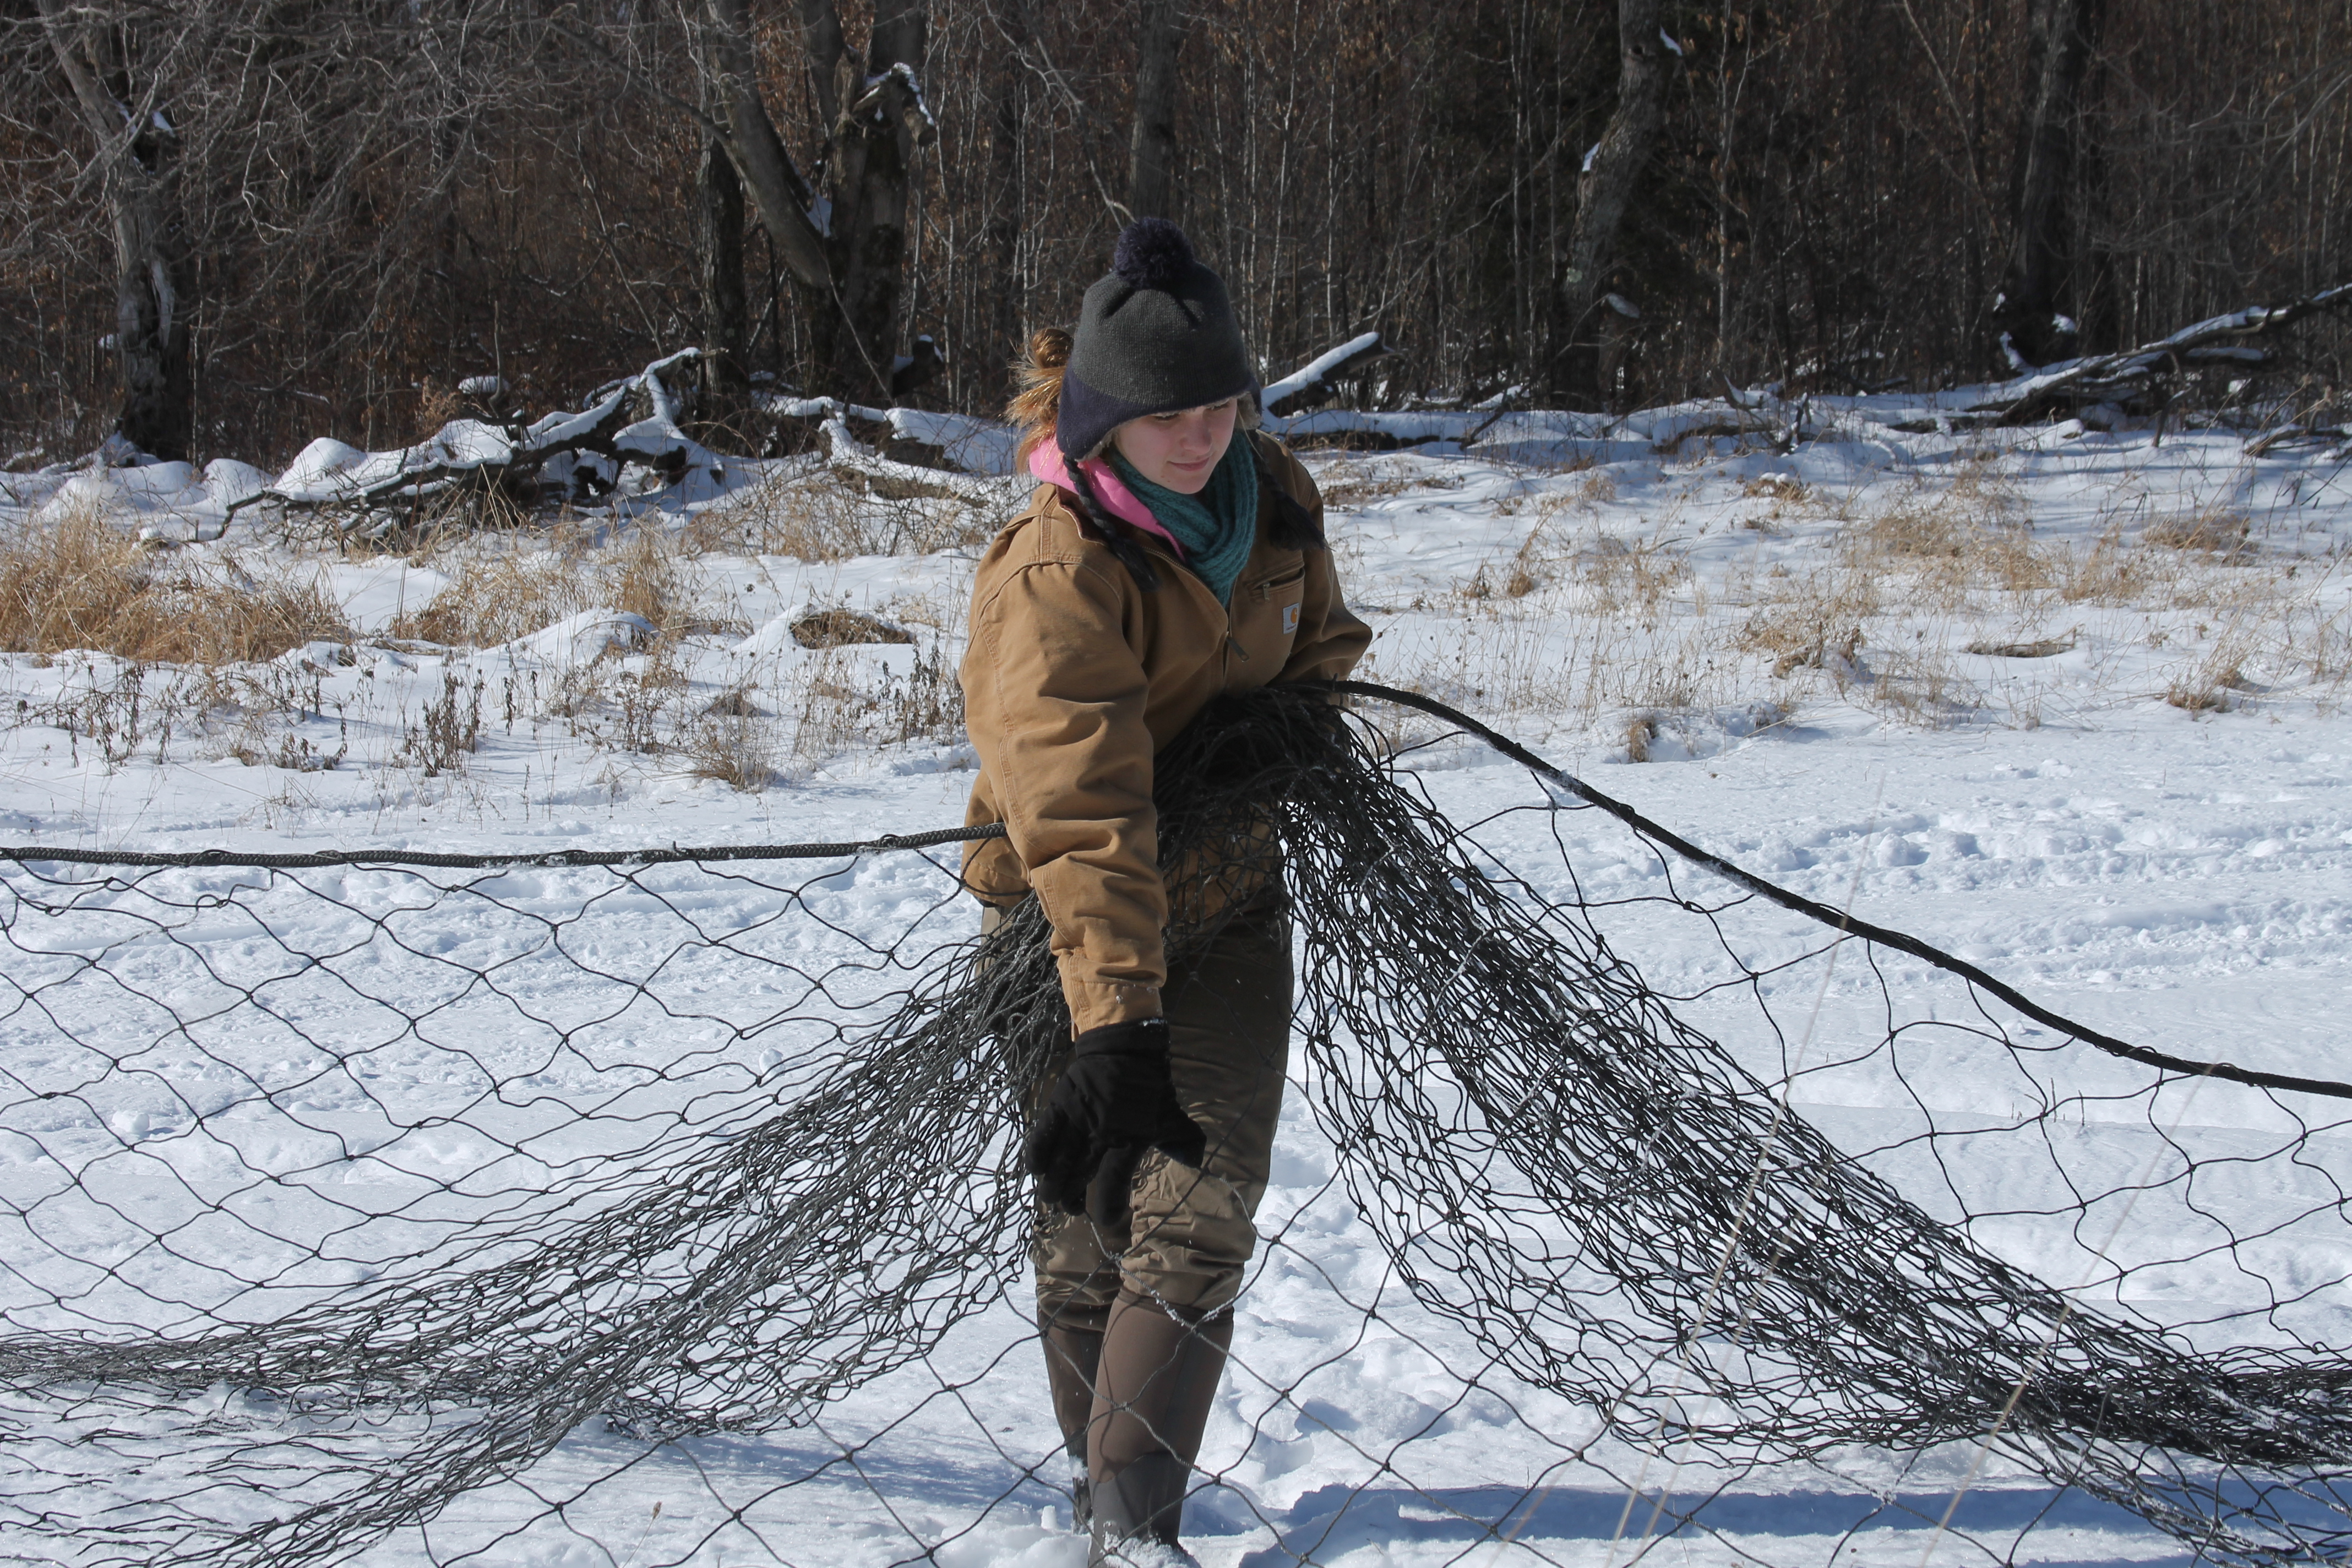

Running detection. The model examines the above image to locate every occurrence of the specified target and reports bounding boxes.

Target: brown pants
[1014,906,1294,1330]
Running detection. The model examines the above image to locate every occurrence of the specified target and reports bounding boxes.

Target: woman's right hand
[1026,1017,1206,1224]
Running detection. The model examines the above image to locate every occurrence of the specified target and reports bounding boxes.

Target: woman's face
[1110,399,1238,494]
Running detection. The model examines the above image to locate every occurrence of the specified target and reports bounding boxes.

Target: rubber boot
[1086,1292,1234,1562]
[1042,1317,1104,1532]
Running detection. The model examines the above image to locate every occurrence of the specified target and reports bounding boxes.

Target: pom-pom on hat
[1113,217,1198,288]
[1058,219,1257,460]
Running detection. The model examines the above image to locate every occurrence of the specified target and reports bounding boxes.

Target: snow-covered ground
[2,398,2349,1567]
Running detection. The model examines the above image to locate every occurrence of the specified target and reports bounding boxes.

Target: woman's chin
[1160,467,1215,494]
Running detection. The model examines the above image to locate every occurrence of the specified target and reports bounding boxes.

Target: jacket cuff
[1063,976,1164,1035]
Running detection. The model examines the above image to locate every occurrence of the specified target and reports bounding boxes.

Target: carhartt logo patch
[1281,603,1300,634]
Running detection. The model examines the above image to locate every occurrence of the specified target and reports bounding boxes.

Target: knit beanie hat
[1057,219,1257,460]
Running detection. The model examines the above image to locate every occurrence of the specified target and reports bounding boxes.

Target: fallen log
[231,348,721,531]
[1969,282,2352,424]
[2244,422,2352,458]
[764,396,1024,505]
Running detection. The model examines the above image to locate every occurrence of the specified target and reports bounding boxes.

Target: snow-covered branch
[1970,281,2352,422]
[1261,332,1393,416]
[801,401,1023,506]
[242,348,723,523]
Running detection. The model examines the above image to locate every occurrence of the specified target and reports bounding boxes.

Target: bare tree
[825,0,934,399]
[696,0,830,293]
[979,0,1031,402]
[688,0,935,404]
[1129,0,1184,219]
[33,0,194,459]
[1994,0,2106,367]
[5,0,2350,465]
[1557,0,1672,406]
[696,128,750,409]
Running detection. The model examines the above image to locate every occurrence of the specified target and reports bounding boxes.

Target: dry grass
[782,643,965,764]
[1739,566,1877,678]
[1966,635,2075,658]
[527,620,963,786]
[1313,460,1428,510]
[416,378,466,431]
[2054,526,2164,605]
[1848,499,2044,602]
[1460,529,1549,602]
[2162,616,2261,714]
[678,710,780,791]
[393,544,592,646]
[23,655,350,771]
[1741,473,1807,503]
[1866,646,1981,727]
[605,526,683,630]
[394,668,484,776]
[1327,439,2342,750]
[2144,509,2253,558]
[393,523,743,648]
[1566,470,1618,507]
[791,607,915,647]
[2163,677,2230,712]
[1574,535,1688,620]
[685,466,992,559]
[0,507,350,663]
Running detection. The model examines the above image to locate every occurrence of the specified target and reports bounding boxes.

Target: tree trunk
[1555,0,1670,409]
[823,0,933,405]
[37,0,195,461]
[104,155,193,461]
[1994,0,2105,368]
[797,0,852,129]
[984,1,1031,405]
[702,0,830,291]
[691,0,933,405]
[697,129,750,418]
[1128,0,1184,220]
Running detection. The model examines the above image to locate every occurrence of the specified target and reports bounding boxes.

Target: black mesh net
[0,681,2346,1568]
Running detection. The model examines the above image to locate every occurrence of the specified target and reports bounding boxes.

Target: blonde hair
[1008,328,1071,465]
[1006,325,1259,465]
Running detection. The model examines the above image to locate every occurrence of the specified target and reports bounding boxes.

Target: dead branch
[1970,282,2352,423]
[236,350,717,528]
[1261,333,1396,416]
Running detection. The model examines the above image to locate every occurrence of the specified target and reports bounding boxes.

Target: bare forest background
[6,0,2352,469]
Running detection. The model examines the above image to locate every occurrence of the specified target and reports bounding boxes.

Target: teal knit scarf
[1107,437,1260,606]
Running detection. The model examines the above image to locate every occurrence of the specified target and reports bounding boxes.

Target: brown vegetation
[0,508,348,662]
[1360,447,2344,742]
[684,470,993,560]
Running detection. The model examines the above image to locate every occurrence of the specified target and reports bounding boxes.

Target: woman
[959,219,1370,1568]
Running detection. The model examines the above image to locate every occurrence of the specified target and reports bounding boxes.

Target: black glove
[1026,1018,1206,1224]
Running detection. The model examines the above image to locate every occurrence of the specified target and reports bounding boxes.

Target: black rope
[1323,679,2352,1103]
[0,821,1005,872]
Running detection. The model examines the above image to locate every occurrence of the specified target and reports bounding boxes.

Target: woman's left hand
[1027,1018,1206,1223]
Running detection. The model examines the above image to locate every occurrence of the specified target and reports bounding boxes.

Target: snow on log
[1970,281,2352,423]
[756,393,998,473]
[877,409,1017,476]
[812,405,1023,507]
[759,394,1020,488]
[235,349,722,522]
[1261,332,1393,415]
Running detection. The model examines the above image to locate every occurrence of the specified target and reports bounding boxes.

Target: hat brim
[1056,368,1261,460]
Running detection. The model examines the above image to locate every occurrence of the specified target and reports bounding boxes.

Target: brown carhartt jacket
[960,431,1372,1033]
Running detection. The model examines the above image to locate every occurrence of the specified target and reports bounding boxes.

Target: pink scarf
[1025,444,1186,558]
